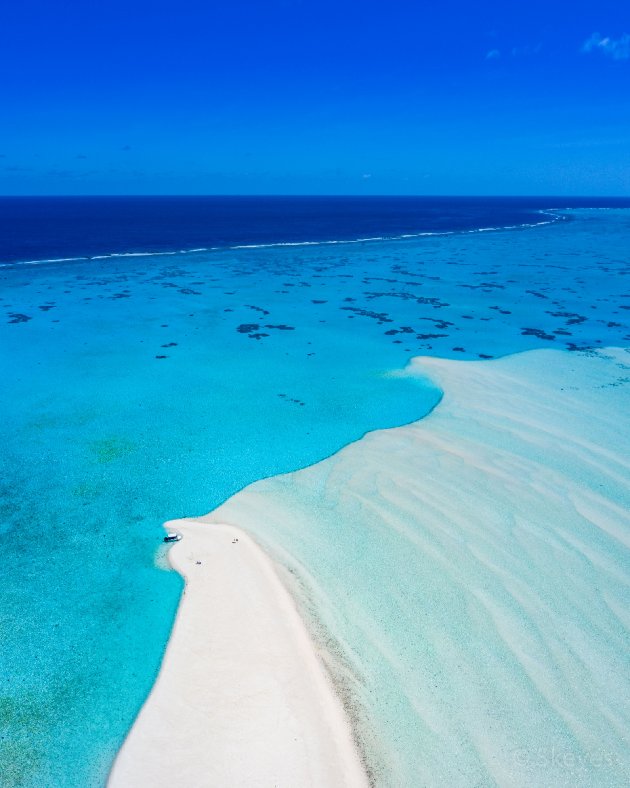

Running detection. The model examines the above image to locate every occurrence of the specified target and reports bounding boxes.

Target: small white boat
[163,532,182,543]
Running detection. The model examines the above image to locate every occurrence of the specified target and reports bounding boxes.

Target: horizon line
[1,193,629,199]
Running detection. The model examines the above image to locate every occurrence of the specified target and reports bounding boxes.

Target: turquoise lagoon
[0,209,628,785]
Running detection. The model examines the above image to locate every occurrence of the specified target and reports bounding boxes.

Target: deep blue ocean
[1,197,629,786]
[1,195,628,266]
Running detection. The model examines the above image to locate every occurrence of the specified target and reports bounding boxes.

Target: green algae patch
[71,481,103,501]
[91,438,136,464]
[0,695,46,787]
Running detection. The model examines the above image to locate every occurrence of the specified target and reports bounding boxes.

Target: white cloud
[582,32,630,60]
[485,49,500,60]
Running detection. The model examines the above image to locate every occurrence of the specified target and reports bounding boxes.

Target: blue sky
[0,0,628,194]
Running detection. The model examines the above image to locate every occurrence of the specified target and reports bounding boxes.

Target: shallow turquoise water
[0,209,628,785]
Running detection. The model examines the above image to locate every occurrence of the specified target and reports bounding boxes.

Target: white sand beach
[111,347,630,787]
[108,520,368,788]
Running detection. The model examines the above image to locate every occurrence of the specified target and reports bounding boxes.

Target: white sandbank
[111,347,630,787]
[108,520,368,788]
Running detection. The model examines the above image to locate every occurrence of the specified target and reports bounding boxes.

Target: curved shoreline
[109,346,630,786]
[198,347,630,785]
[108,520,368,788]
